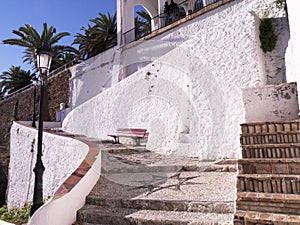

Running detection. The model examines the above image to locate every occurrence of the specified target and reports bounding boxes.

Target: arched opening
[134,5,152,39]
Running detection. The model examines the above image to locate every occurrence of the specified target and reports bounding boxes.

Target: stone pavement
[74,141,238,225]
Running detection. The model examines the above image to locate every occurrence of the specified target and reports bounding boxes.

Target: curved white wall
[7,122,88,208]
[64,0,288,159]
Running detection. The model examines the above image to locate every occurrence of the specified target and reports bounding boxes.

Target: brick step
[76,204,234,225]
[240,132,300,145]
[234,210,300,225]
[237,174,300,194]
[241,120,300,135]
[238,158,300,174]
[241,143,300,159]
[236,192,300,215]
[86,195,234,214]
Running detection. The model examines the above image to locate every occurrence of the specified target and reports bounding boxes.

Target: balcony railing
[123,0,221,44]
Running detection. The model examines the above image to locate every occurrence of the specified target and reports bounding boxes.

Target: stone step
[240,132,300,145]
[76,204,234,225]
[236,192,300,215]
[241,120,300,135]
[237,174,300,194]
[238,158,300,175]
[234,210,300,225]
[101,150,235,174]
[85,195,234,214]
[241,143,300,159]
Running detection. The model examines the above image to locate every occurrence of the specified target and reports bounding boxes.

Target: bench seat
[107,128,148,145]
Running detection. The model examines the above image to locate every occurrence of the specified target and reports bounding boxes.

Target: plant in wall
[259,18,277,53]
[274,0,288,16]
[0,204,30,225]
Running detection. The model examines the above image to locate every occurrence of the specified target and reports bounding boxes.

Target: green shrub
[0,204,30,225]
[259,18,277,53]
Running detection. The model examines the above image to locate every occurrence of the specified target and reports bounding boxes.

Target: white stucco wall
[243,82,299,122]
[69,47,118,109]
[7,122,88,208]
[64,0,288,159]
[285,0,300,108]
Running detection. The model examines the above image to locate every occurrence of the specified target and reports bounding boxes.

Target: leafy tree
[135,10,151,39]
[51,46,79,70]
[2,23,71,72]
[0,66,35,95]
[3,23,71,120]
[73,12,117,60]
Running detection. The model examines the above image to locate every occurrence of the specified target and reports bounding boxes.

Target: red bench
[107,128,148,146]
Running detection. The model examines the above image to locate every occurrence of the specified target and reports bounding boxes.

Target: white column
[116,0,123,45]
[285,0,300,109]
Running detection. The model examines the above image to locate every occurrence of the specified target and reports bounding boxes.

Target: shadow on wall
[0,163,7,207]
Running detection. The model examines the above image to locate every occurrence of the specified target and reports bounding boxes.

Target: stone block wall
[0,69,71,174]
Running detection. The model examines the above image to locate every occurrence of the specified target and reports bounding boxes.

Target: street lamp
[31,78,38,128]
[30,46,53,216]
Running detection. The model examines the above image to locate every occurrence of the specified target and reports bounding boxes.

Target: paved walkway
[75,141,238,224]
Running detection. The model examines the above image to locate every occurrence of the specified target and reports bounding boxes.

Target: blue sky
[0,0,116,73]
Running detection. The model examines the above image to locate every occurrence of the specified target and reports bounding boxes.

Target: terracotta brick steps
[237,174,300,194]
[234,210,300,225]
[241,143,300,159]
[235,120,300,224]
[241,120,300,135]
[236,192,300,215]
[238,158,300,174]
[240,131,300,145]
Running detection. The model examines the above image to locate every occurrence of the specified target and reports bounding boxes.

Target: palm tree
[0,66,35,95]
[73,24,101,60]
[73,12,117,60]
[135,10,151,39]
[3,23,71,72]
[3,23,71,120]
[51,46,79,69]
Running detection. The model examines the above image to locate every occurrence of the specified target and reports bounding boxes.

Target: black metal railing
[123,0,222,44]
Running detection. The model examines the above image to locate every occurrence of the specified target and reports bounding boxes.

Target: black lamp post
[31,78,38,128]
[30,46,53,216]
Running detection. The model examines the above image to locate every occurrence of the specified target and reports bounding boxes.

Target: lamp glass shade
[32,78,38,86]
[37,52,52,73]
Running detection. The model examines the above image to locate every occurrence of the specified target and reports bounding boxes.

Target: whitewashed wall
[64,0,288,159]
[243,82,299,122]
[285,0,300,108]
[69,46,118,109]
[7,122,87,208]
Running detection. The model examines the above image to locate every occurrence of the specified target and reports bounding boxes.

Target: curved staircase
[73,143,237,225]
[234,120,300,224]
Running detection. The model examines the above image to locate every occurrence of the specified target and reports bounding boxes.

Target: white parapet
[242,82,299,123]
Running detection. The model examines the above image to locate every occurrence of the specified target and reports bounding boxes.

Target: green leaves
[259,18,277,53]
[0,66,36,95]
[135,10,151,39]
[0,204,30,225]
[73,12,117,60]
[2,23,71,72]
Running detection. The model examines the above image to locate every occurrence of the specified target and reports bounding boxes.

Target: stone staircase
[234,120,300,224]
[73,142,237,225]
